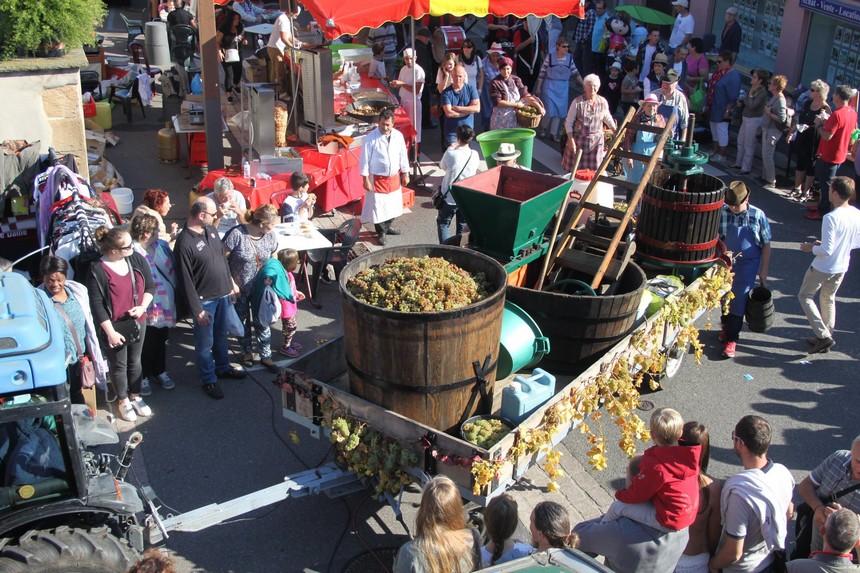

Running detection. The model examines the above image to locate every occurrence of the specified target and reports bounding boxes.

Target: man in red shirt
[810,85,858,220]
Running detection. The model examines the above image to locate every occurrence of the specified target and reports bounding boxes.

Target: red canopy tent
[299,0,586,40]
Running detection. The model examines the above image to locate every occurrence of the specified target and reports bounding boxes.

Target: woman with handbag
[217,9,245,103]
[39,255,109,405]
[436,125,479,243]
[88,226,155,423]
[131,214,178,395]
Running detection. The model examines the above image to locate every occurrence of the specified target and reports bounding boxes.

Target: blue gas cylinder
[501,368,556,425]
[190,73,203,95]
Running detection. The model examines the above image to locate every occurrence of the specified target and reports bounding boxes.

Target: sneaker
[279,345,300,358]
[130,397,152,417]
[260,357,280,373]
[386,227,402,235]
[157,372,176,390]
[217,367,247,380]
[140,378,152,396]
[118,401,138,422]
[722,341,737,358]
[807,337,834,354]
[290,341,303,351]
[203,383,225,400]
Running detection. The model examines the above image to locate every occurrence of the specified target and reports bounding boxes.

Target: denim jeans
[436,202,467,243]
[235,292,272,359]
[815,160,839,214]
[194,296,232,385]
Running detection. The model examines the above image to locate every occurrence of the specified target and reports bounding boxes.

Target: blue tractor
[0,272,145,571]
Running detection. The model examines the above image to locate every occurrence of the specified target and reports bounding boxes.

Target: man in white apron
[390,48,425,146]
[360,109,410,245]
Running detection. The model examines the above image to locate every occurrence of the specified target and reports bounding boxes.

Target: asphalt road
[97,10,859,572]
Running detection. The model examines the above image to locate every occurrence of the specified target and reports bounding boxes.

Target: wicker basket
[516,107,542,129]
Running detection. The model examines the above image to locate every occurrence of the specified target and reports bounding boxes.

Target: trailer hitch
[115,431,143,481]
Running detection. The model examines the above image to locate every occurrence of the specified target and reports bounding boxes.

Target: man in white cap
[720,7,742,56]
[390,48,425,147]
[360,109,410,245]
[492,143,527,169]
[668,0,695,52]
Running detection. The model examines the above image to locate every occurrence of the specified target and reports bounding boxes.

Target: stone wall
[0,50,89,178]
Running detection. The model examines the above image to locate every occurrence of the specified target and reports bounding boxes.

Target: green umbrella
[615,5,675,26]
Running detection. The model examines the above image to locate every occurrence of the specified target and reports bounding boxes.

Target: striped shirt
[808,450,860,513]
[719,204,771,248]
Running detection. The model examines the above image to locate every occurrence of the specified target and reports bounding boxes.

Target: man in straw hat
[492,142,528,169]
[718,180,771,358]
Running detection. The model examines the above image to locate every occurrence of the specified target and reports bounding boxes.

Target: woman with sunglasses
[458,40,484,99]
[88,226,155,422]
[535,37,583,141]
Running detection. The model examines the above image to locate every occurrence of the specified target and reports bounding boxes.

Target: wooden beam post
[197,0,224,170]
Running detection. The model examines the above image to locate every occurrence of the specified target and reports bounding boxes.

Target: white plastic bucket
[570,169,614,208]
[111,187,134,216]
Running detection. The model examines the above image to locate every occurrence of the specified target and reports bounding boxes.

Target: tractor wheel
[0,525,140,572]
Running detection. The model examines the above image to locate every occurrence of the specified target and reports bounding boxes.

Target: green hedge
[0,0,106,60]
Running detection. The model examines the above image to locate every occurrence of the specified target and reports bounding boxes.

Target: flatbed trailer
[278,267,726,506]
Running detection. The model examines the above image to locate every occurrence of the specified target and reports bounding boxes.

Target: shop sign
[800,0,860,26]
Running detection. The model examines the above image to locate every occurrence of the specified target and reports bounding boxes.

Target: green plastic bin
[497,301,550,379]
[477,128,537,169]
[449,168,571,261]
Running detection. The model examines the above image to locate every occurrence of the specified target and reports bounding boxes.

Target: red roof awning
[301,0,585,39]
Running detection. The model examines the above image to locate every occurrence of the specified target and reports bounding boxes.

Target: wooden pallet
[543,108,677,290]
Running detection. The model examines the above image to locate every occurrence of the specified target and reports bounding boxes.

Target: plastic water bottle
[242,159,251,180]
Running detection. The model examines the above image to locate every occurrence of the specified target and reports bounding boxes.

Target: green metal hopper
[450,166,571,265]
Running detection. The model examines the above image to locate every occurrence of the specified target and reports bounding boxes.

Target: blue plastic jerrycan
[500,368,556,425]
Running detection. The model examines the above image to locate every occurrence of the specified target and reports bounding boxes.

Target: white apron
[361,186,404,224]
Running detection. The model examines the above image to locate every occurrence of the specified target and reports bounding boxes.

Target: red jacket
[615,444,702,530]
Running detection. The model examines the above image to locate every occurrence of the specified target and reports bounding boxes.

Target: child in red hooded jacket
[601,407,702,531]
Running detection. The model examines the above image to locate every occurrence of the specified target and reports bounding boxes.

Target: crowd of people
[41,175,320,417]
[387,411,860,573]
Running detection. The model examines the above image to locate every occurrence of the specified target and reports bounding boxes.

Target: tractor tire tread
[0,525,139,572]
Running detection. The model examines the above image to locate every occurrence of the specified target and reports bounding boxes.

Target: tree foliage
[0,0,106,60]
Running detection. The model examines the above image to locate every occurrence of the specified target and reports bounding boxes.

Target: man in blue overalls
[718,181,772,358]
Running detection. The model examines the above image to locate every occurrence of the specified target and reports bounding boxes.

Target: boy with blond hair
[601,407,702,531]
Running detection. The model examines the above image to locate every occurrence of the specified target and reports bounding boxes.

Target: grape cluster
[347,256,490,312]
[462,418,511,449]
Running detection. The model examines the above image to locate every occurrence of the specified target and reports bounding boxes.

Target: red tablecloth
[198,171,288,210]
[199,145,363,211]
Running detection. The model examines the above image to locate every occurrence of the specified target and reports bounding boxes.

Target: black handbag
[105,258,142,348]
[791,481,860,560]
[433,153,473,210]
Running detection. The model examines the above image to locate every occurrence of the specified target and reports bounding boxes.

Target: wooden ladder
[542,108,677,291]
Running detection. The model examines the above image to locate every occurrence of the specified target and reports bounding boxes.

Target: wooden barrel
[506,263,646,375]
[339,245,507,433]
[636,169,726,264]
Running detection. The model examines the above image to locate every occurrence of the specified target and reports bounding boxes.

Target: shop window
[711,0,780,71]
[801,14,860,89]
